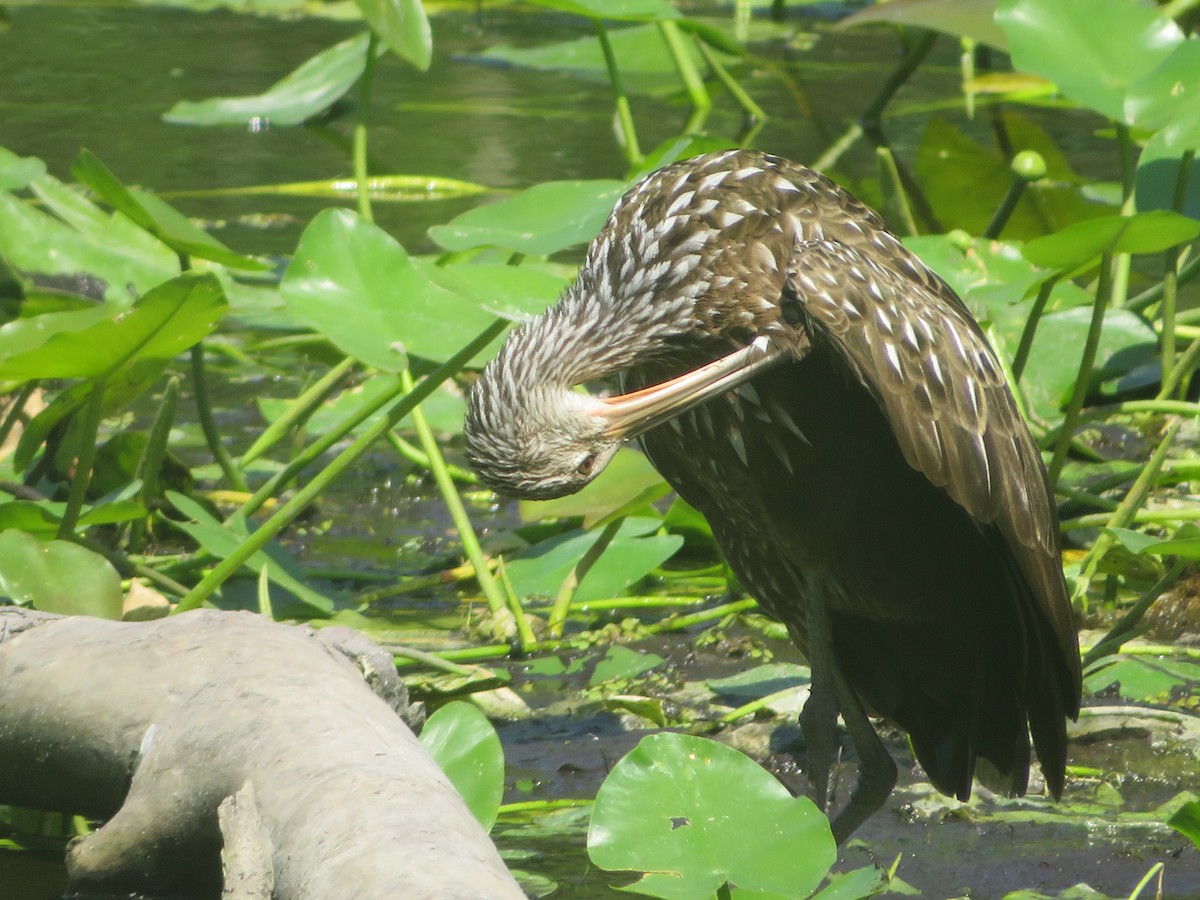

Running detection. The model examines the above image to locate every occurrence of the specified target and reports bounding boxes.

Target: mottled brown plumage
[464,150,1082,841]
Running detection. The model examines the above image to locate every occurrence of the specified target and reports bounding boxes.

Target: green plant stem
[1128,251,1200,312]
[0,382,36,450]
[1159,150,1195,397]
[1071,420,1179,603]
[717,883,733,900]
[983,176,1028,240]
[1127,863,1165,900]
[497,799,592,816]
[659,21,710,116]
[1011,278,1056,381]
[1081,562,1186,669]
[569,595,710,611]
[392,644,492,676]
[354,32,380,221]
[191,344,249,493]
[861,29,937,140]
[388,430,477,483]
[241,356,356,466]
[175,319,508,613]
[1060,504,1200,533]
[876,146,918,237]
[392,369,524,644]
[1158,330,1200,400]
[812,122,863,173]
[548,518,622,639]
[1047,252,1113,486]
[644,597,758,633]
[693,36,766,123]
[57,376,107,539]
[594,20,641,164]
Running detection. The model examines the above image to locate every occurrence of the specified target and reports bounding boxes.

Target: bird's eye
[576,453,598,476]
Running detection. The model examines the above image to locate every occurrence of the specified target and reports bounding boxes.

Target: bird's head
[464,379,622,500]
[464,328,782,500]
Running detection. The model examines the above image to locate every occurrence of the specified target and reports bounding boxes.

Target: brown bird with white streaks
[463,150,1081,842]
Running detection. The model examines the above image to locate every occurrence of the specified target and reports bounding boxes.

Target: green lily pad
[164,32,373,126]
[428,179,626,256]
[0,529,123,619]
[0,146,46,191]
[281,208,501,369]
[0,272,227,381]
[521,448,666,525]
[352,0,430,71]
[521,0,679,20]
[1021,211,1200,271]
[71,150,267,271]
[708,662,811,702]
[996,0,1183,121]
[1084,656,1200,704]
[1010,306,1156,420]
[1125,40,1200,131]
[590,644,665,685]
[1135,117,1200,218]
[1167,795,1200,850]
[474,23,735,96]
[0,179,176,303]
[841,0,1007,51]
[420,701,504,831]
[504,516,682,603]
[588,732,836,899]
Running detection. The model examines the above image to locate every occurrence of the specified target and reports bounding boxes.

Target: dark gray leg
[802,591,897,844]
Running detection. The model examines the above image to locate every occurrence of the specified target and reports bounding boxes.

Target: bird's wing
[784,239,1078,670]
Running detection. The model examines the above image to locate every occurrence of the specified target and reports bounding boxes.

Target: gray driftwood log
[0,607,525,899]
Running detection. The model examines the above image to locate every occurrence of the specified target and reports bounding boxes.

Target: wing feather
[786,239,1079,688]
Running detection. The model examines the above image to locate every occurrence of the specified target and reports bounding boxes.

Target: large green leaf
[0,530,123,619]
[1136,116,1200,218]
[71,150,266,270]
[164,33,372,127]
[1021,211,1200,271]
[1167,795,1200,851]
[996,0,1183,121]
[1125,40,1200,131]
[419,701,505,831]
[415,260,567,320]
[503,516,682,603]
[0,272,227,381]
[352,0,430,70]
[520,448,665,524]
[1010,306,1156,420]
[280,208,500,369]
[841,0,1007,51]
[474,24,735,96]
[588,733,836,899]
[0,146,46,191]
[521,0,679,20]
[1084,656,1200,704]
[428,180,626,256]
[0,181,176,303]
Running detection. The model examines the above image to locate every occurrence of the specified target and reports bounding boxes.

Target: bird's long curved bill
[599,337,789,440]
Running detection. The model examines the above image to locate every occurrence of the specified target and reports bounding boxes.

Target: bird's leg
[801,589,898,845]
[798,636,839,813]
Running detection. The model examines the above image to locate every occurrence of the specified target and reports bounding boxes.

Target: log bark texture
[0,607,525,899]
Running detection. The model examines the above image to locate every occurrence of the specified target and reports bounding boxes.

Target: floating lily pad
[588,732,836,899]
[0,530,123,619]
[420,701,504,831]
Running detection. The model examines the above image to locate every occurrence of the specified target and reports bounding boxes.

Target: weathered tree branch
[0,607,525,899]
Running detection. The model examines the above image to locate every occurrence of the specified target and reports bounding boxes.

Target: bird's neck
[499,274,698,392]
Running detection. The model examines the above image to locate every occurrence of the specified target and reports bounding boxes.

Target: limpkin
[463,150,1082,842]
